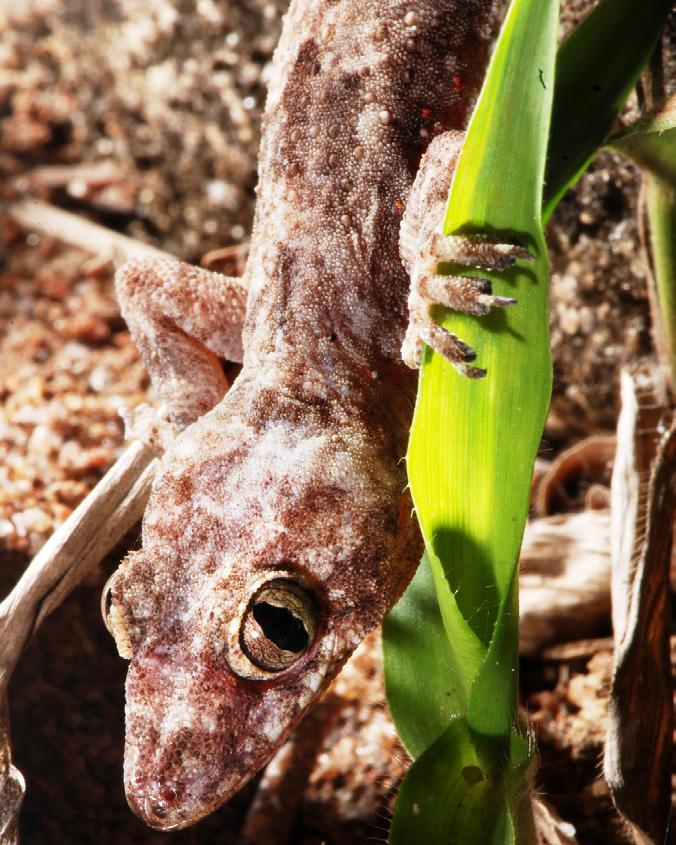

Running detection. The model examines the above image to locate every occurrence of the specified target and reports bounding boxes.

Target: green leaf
[383,554,463,760]
[389,718,511,845]
[609,98,676,185]
[407,0,556,727]
[467,571,519,737]
[543,0,671,218]
[388,0,558,839]
[609,97,676,379]
[643,175,676,380]
[389,718,535,845]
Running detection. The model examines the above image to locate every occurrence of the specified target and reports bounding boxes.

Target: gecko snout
[126,779,187,831]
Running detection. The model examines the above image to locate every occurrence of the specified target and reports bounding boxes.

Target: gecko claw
[402,301,483,376]
[490,295,517,307]
[460,363,487,379]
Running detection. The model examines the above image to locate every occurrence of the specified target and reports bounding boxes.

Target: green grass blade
[467,571,519,737]
[389,718,535,845]
[385,0,668,767]
[609,97,676,379]
[388,718,512,845]
[644,175,676,379]
[609,99,676,185]
[408,0,556,724]
[543,0,671,219]
[382,555,461,759]
[388,0,558,839]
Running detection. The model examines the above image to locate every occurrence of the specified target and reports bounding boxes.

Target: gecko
[104,0,529,830]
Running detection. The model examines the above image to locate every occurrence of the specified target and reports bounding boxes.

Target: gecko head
[107,563,339,830]
[104,406,418,830]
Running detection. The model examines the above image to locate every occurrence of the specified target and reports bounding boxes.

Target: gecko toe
[420,274,517,317]
[404,296,484,374]
[402,323,424,369]
[457,362,487,379]
[427,232,534,270]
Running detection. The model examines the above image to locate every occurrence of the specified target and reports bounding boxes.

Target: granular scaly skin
[109,0,500,831]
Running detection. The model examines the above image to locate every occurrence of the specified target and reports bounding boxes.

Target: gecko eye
[240,579,317,672]
[101,571,117,635]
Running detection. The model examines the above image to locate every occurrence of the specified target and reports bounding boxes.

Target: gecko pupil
[240,578,318,672]
[252,602,308,652]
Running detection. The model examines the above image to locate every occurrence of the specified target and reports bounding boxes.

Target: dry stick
[0,439,158,844]
[0,439,159,695]
[7,199,250,273]
[6,199,171,262]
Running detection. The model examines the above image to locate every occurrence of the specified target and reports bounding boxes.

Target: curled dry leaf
[0,701,24,845]
[535,434,616,516]
[604,365,674,843]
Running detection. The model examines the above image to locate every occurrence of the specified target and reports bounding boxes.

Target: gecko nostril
[160,784,180,804]
[152,802,169,819]
[141,781,183,823]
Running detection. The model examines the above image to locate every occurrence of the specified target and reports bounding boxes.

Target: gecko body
[106,0,522,830]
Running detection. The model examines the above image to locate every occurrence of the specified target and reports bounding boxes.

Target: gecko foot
[403,233,533,375]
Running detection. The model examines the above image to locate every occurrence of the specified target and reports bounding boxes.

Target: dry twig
[6,199,171,263]
[0,439,158,842]
[0,440,158,695]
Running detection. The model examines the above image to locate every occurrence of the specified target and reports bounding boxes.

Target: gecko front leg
[400,131,532,375]
[116,257,247,429]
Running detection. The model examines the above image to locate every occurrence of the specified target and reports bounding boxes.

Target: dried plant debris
[535,434,615,515]
[0,0,286,261]
[519,511,611,656]
[605,367,674,843]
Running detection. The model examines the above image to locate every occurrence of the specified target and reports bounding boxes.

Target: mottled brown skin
[108,0,505,831]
